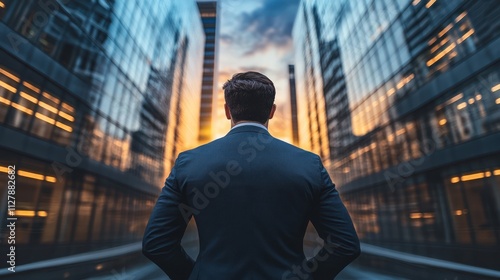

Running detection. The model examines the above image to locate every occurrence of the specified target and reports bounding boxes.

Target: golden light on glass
[410,213,422,219]
[457,29,474,44]
[439,119,447,125]
[496,98,500,105]
[42,92,60,104]
[485,171,491,177]
[387,88,395,96]
[20,92,38,103]
[494,169,500,176]
[45,176,57,183]
[0,96,12,106]
[58,111,74,122]
[14,210,48,217]
[0,68,20,82]
[430,37,450,53]
[38,101,58,113]
[37,211,48,217]
[451,177,460,183]
[457,102,467,110]
[0,80,17,93]
[55,121,73,132]
[455,11,467,23]
[461,172,485,182]
[426,0,436,8]
[15,210,36,217]
[447,93,463,105]
[11,103,33,115]
[61,102,74,113]
[468,98,474,104]
[412,0,421,6]
[0,166,9,173]
[428,37,437,46]
[475,94,482,101]
[438,23,452,37]
[23,81,40,93]
[455,210,464,216]
[423,213,434,219]
[35,112,56,124]
[492,84,500,92]
[18,170,44,180]
[427,43,456,66]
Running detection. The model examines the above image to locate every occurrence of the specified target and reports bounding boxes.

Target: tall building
[288,65,299,145]
[292,6,330,164]
[294,0,500,271]
[0,0,203,264]
[197,0,220,144]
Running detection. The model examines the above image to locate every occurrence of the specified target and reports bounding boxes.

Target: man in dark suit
[143,72,360,279]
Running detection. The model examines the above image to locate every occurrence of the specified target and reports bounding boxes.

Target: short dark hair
[223,71,276,124]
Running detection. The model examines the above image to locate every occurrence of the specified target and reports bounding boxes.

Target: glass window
[74,176,94,242]
[461,174,497,244]
[39,174,64,244]
[51,93,75,146]
[406,181,425,242]
[0,66,21,122]
[30,85,62,140]
[444,172,472,244]
[56,23,82,69]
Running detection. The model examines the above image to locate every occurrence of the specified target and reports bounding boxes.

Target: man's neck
[231,120,268,129]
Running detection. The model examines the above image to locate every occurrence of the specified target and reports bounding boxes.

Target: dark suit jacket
[143,125,360,280]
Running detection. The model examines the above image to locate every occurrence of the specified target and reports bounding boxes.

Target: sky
[214,0,301,141]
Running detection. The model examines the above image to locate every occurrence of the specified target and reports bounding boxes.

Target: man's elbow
[142,239,154,260]
[142,237,163,262]
[334,239,361,261]
[345,238,361,261]
[350,242,361,260]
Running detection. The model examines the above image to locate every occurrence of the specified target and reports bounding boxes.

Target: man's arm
[308,156,361,279]
[142,156,194,280]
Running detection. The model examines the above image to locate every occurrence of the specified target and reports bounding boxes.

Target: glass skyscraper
[197,0,220,144]
[0,0,203,264]
[294,0,500,270]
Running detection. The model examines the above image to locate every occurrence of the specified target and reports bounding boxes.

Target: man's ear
[224,104,231,120]
[268,104,276,120]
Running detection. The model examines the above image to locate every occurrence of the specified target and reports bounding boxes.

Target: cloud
[221,0,300,56]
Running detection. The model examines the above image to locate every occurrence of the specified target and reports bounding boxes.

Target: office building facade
[294,0,500,269]
[288,65,299,146]
[292,8,330,164]
[0,0,203,264]
[197,0,220,144]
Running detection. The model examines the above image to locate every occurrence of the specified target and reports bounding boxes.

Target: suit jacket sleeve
[142,155,195,280]
[308,156,361,279]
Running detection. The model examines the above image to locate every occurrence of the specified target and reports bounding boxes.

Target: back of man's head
[223,71,276,124]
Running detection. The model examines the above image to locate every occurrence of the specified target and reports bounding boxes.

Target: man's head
[223,71,276,125]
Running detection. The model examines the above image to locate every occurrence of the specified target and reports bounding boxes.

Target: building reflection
[294,0,500,270]
[0,0,203,265]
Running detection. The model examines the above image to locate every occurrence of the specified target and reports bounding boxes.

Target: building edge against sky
[0,0,203,265]
[197,0,220,145]
[294,0,500,271]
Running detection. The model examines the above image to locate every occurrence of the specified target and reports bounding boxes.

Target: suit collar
[226,124,271,136]
[231,122,268,131]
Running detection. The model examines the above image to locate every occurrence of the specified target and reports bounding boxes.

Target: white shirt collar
[231,122,268,131]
